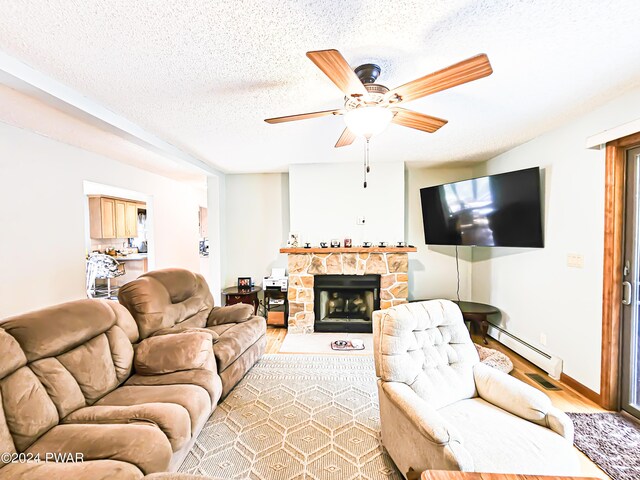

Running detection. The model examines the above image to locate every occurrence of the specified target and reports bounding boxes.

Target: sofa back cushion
[373,300,479,409]
[118,268,214,340]
[0,299,138,452]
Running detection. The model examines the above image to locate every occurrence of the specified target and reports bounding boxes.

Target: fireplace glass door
[314,275,380,333]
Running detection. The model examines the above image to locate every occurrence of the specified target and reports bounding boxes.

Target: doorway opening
[83,181,154,299]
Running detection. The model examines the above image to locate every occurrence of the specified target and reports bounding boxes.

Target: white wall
[0,121,206,318]
[406,166,474,301]
[223,173,289,288]
[471,87,640,392]
[289,162,405,246]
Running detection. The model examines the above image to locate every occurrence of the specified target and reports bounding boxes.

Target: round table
[222,286,262,315]
[453,301,501,345]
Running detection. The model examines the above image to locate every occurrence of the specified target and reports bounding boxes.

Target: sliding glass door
[622,147,640,419]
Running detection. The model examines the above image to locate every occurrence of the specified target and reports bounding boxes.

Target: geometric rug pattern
[179,354,402,479]
[567,412,640,480]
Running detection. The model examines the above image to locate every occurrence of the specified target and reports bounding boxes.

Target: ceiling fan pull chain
[363,139,368,188]
[366,137,371,173]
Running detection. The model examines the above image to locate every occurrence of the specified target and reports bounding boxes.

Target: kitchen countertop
[113,254,148,261]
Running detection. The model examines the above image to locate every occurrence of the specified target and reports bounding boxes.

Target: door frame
[601,131,640,409]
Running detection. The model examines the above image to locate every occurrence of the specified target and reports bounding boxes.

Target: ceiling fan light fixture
[344,106,393,138]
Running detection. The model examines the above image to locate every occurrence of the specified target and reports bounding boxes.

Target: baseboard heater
[486,324,563,380]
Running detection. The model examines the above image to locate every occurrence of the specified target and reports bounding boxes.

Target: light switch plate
[356,216,366,225]
[567,253,584,268]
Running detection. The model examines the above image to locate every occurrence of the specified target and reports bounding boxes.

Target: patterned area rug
[179,354,401,479]
[567,412,640,480]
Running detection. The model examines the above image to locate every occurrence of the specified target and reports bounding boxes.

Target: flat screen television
[420,167,544,247]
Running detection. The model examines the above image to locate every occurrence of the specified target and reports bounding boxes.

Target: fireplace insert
[313,274,380,333]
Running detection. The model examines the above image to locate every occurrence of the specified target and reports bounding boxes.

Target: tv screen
[420,167,544,247]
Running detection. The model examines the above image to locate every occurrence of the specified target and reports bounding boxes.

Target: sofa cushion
[125,369,223,407]
[63,403,191,452]
[134,332,215,375]
[25,423,172,475]
[438,397,580,475]
[0,300,137,361]
[96,385,211,432]
[0,459,143,480]
[207,316,266,372]
[0,367,59,451]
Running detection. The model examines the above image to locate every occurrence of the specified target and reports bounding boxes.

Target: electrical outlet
[539,333,547,346]
[357,216,366,225]
[567,253,584,268]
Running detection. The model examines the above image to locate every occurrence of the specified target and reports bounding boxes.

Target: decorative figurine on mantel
[288,232,300,248]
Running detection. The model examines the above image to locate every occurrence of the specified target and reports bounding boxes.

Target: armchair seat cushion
[207,316,266,372]
[438,397,580,476]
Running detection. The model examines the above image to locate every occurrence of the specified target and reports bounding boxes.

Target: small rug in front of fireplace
[331,339,365,351]
[279,333,373,355]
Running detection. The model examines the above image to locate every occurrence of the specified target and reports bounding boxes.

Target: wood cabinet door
[114,200,127,238]
[100,198,116,239]
[125,202,138,237]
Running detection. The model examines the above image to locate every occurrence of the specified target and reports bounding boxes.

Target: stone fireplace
[281,248,413,334]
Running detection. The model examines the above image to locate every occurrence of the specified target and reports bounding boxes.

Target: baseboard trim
[560,373,603,406]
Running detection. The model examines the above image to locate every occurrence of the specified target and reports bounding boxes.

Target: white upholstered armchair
[373,300,580,477]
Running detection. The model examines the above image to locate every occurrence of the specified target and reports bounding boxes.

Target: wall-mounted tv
[420,167,544,248]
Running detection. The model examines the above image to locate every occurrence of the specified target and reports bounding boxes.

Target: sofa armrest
[207,304,254,326]
[381,381,462,446]
[134,331,216,376]
[474,362,571,437]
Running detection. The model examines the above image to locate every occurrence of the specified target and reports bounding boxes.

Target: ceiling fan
[264,49,493,147]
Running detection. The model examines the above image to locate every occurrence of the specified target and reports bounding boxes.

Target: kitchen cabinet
[125,202,138,238]
[89,197,116,239]
[89,196,141,239]
[115,200,127,238]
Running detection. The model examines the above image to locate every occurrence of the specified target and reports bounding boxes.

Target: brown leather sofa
[0,299,221,480]
[118,268,267,398]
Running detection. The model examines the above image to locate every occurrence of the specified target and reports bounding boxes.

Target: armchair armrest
[473,362,573,440]
[381,381,463,446]
[134,331,216,375]
[207,304,254,326]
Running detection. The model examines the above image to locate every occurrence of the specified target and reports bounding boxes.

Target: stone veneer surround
[286,252,409,333]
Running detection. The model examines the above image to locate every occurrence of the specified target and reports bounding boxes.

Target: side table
[222,286,261,315]
[453,300,501,345]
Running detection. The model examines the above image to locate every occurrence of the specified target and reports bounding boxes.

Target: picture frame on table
[237,277,251,290]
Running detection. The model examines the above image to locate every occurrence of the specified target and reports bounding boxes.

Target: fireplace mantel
[280,247,416,254]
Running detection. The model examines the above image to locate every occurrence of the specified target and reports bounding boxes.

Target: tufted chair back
[0,300,139,453]
[118,268,214,340]
[373,300,479,409]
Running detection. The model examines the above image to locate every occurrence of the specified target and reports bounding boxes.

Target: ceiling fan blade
[264,109,343,124]
[391,107,448,133]
[335,127,356,148]
[387,54,493,104]
[306,49,368,98]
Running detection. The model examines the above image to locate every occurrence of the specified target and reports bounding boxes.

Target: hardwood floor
[266,326,610,479]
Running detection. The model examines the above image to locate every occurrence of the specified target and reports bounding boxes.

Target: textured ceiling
[1,0,640,173]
